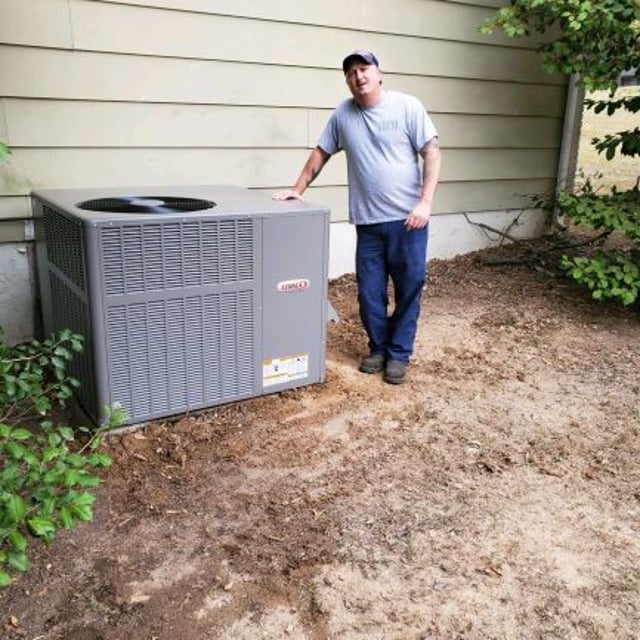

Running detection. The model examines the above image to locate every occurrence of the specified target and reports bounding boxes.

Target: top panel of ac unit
[30,184,329,224]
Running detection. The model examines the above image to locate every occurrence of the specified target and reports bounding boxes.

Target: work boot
[384,360,407,385]
[359,353,385,374]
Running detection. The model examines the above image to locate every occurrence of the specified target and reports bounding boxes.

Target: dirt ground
[1,234,639,640]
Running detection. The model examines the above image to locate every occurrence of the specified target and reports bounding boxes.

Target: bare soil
[2,235,639,640]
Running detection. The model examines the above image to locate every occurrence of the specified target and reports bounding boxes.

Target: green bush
[481,0,640,307]
[0,329,115,587]
[479,0,640,92]
[555,183,640,306]
[562,250,640,306]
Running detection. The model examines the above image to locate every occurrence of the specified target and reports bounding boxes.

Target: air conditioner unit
[32,185,330,426]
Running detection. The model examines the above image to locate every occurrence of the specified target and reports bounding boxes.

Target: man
[274,49,441,385]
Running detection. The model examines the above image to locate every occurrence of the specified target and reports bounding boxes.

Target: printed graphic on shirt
[377,120,399,132]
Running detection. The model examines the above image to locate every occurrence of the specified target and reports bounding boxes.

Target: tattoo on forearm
[306,167,320,187]
[303,151,329,188]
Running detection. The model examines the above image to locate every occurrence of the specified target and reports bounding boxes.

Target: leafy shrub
[562,250,640,306]
[555,181,640,306]
[0,329,115,587]
[0,329,84,423]
[481,0,640,307]
[479,0,640,92]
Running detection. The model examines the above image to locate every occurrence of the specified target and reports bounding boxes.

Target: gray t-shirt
[317,90,438,225]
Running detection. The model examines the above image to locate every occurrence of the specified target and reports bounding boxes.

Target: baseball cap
[342,49,379,74]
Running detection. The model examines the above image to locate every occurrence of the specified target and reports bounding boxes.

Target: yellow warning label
[262,354,309,388]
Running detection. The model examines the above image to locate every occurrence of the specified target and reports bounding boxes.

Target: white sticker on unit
[277,278,310,293]
[262,354,309,388]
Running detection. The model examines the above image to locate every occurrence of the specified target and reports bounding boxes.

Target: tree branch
[463,212,521,244]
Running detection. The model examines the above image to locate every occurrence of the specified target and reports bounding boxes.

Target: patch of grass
[576,87,640,192]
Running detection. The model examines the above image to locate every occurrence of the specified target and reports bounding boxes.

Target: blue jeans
[356,220,428,363]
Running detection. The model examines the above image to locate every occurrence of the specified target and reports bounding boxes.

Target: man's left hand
[405,201,431,230]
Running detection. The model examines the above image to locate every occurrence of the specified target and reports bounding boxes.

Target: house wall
[0,0,569,343]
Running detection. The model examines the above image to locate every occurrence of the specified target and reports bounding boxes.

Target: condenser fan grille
[76,196,216,214]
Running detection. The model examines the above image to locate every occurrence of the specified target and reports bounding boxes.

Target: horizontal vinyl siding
[4,100,310,148]
[0,180,554,223]
[3,0,560,83]
[1,0,535,51]
[0,46,567,116]
[0,196,29,221]
[103,0,512,45]
[0,0,567,240]
[10,2,556,84]
[0,219,26,242]
[6,100,562,149]
[3,148,558,190]
[259,179,557,223]
[0,0,73,48]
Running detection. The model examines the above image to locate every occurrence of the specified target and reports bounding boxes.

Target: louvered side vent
[42,207,98,419]
[101,219,255,294]
[100,218,257,422]
[49,267,97,420]
[43,206,86,292]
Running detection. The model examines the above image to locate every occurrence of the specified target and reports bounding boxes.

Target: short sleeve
[406,95,438,152]
[317,111,341,156]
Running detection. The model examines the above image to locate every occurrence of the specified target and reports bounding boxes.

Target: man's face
[345,61,382,101]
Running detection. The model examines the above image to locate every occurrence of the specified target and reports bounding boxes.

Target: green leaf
[8,529,27,552]
[27,517,56,539]
[9,428,32,441]
[0,571,11,587]
[64,453,85,467]
[87,453,112,468]
[43,469,64,484]
[16,378,32,394]
[0,463,20,486]
[57,426,74,441]
[42,447,61,463]
[35,498,56,518]
[58,507,74,529]
[70,504,94,522]
[53,346,71,359]
[7,551,30,573]
[75,473,101,488]
[51,356,66,370]
[34,396,50,415]
[3,495,26,524]
[3,441,26,460]
[71,493,96,507]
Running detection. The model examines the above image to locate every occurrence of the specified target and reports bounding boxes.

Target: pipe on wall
[554,74,585,228]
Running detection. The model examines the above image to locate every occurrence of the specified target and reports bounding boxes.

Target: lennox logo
[277,278,310,293]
